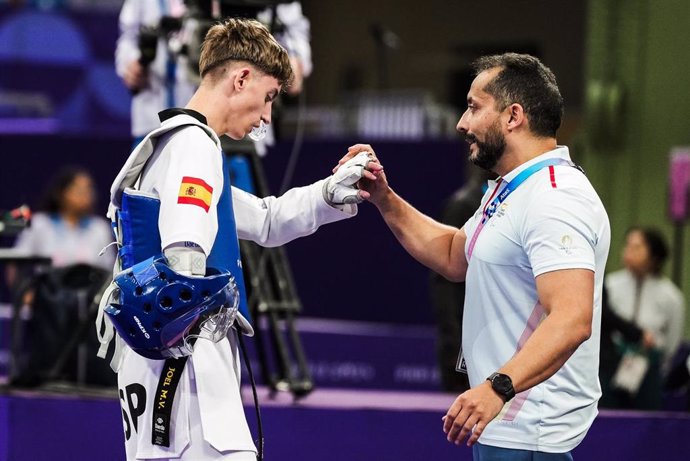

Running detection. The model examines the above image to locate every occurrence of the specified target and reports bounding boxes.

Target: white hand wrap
[323,151,373,205]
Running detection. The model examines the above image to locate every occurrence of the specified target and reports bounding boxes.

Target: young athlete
[99,18,382,461]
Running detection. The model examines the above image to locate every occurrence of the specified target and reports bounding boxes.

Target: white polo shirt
[462,146,610,453]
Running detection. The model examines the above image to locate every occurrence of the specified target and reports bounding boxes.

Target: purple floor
[2,318,690,460]
[2,385,690,461]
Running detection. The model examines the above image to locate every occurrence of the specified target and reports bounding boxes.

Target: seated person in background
[605,226,685,410]
[6,166,115,305]
[11,166,115,272]
[7,166,116,386]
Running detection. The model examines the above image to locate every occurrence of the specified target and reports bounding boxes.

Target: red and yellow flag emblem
[177,176,213,212]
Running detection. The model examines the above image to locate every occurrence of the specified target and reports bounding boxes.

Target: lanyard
[467,158,572,260]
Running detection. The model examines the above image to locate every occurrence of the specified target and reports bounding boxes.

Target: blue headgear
[104,255,238,360]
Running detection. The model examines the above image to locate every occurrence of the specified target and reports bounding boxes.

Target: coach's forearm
[499,312,588,393]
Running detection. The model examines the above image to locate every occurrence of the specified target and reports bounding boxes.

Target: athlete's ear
[506,103,525,131]
[233,68,251,92]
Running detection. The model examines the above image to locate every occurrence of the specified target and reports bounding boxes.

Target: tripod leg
[285,313,313,398]
[226,147,314,399]
[242,240,278,393]
[266,309,295,392]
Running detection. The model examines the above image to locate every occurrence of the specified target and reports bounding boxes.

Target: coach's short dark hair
[471,53,563,138]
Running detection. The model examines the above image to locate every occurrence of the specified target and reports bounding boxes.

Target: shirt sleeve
[155,128,223,255]
[522,186,600,277]
[232,179,355,247]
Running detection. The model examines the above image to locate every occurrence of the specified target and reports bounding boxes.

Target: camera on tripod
[137,0,291,84]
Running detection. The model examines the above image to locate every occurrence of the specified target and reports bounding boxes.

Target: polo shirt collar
[500,146,571,183]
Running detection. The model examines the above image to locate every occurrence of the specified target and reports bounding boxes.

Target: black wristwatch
[487,372,515,402]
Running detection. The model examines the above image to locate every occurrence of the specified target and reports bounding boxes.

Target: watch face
[489,373,515,400]
[493,374,512,393]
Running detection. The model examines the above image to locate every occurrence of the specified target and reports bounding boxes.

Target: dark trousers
[473,443,574,461]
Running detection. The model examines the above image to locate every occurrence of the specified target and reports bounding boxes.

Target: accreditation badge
[456,349,468,374]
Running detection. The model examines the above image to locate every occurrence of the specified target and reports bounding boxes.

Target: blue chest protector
[117,154,251,325]
[207,155,250,322]
[98,118,253,367]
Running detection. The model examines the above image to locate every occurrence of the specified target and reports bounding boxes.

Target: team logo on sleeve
[559,234,574,255]
[177,176,213,212]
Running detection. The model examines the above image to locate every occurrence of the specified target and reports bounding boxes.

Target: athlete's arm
[232,153,381,247]
[232,180,357,248]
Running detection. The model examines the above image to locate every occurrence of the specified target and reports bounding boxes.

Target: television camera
[138,0,293,83]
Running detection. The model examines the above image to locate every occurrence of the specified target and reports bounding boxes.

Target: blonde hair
[199,18,293,88]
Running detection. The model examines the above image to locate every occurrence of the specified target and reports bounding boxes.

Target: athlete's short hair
[199,18,293,88]
[471,53,563,138]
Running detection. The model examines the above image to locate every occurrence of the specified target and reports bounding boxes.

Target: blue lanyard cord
[482,158,573,223]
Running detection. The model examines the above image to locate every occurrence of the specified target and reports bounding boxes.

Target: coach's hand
[323,151,381,205]
[333,144,388,206]
[442,380,506,447]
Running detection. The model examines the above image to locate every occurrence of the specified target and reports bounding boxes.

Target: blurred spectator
[115,0,312,149]
[10,166,114,276]
[429,164,493,393]
[604,226,685,410]
[7,166,115,387]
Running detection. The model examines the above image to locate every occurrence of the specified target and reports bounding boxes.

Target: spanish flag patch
[177,176,213,212]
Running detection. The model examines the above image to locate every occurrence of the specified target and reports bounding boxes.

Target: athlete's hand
[323,151,382,205]
[333,144,388,206]
[442,380,505,447]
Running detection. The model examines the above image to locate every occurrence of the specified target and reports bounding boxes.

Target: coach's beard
[466,123,506,172]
